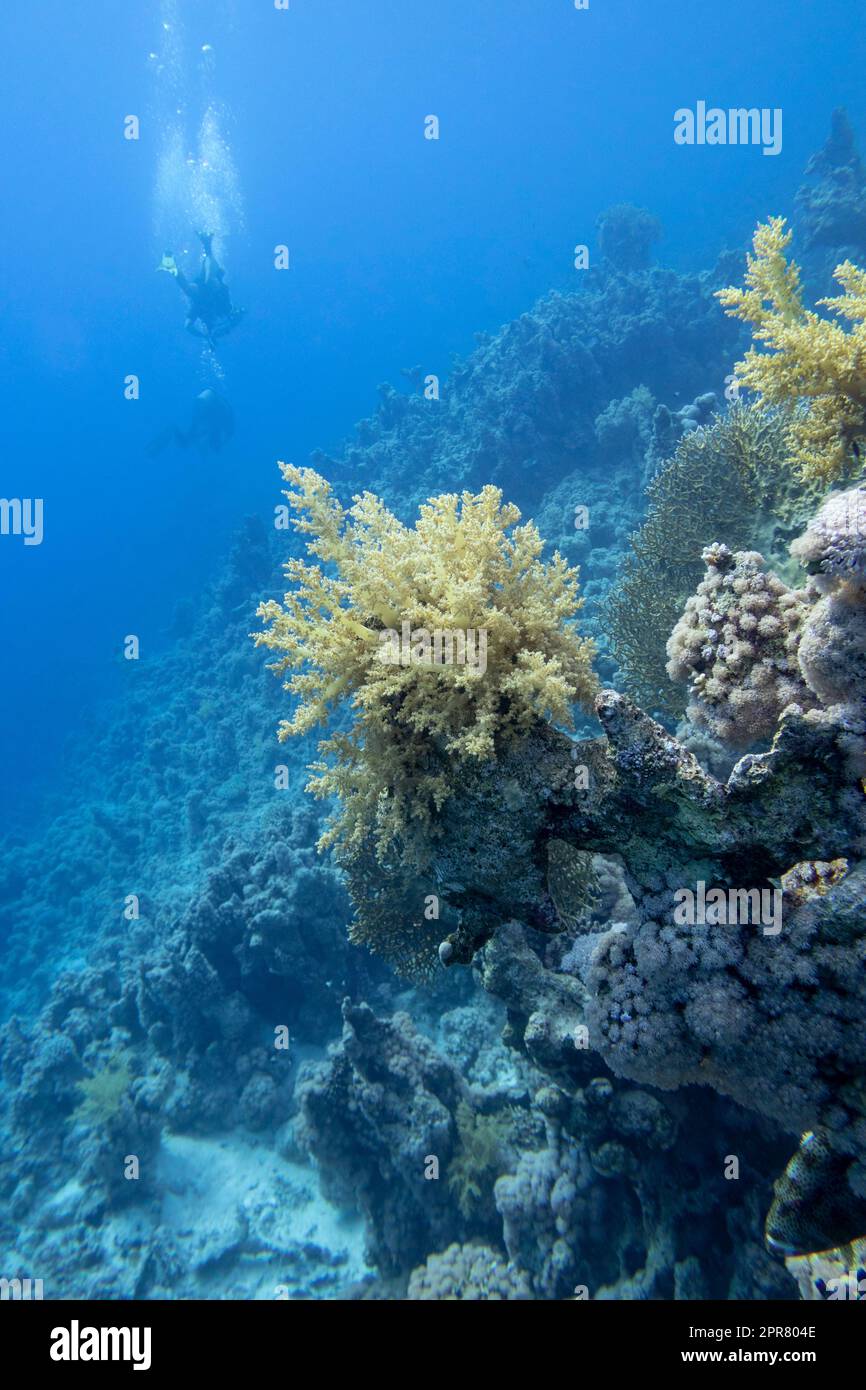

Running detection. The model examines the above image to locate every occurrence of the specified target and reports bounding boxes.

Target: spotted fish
[765,1130,866,1258]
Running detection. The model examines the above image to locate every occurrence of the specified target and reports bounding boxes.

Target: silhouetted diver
[158,231,245,348]
[147,389,234,457]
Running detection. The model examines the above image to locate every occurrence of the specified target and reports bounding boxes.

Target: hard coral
[666,544,816,749]
[717,217,866,484]
[798,587,866,714]
[254,466,597,866]
[790,484,866,588]
[585,857,866,1157]
[407,1243,533,1300]
[791,485,866,714]
[295,1001,467,1275]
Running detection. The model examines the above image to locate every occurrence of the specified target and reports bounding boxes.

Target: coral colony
[3,110,866,1306]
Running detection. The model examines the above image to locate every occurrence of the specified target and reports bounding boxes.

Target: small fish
[765,1130,866,1258]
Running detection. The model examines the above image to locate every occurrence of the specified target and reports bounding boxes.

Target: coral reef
[5,117,866,1305]
[315,242,740,519]
[288,982,794,1300]
[402,668,866,1191]
[795,109,866,288]
[0,515,287,1023]
[495,1116,604,1298]
[486,1032,791,1299]
[593,385,657,470]
[596,203,663,272]
[294,1001,471,1273]
[0,798,366,1292]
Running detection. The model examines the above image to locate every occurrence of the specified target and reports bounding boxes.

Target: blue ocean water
[2,0,866,1310]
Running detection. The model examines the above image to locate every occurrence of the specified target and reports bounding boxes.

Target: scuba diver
[158,231,245,348]
[147,388,234,457]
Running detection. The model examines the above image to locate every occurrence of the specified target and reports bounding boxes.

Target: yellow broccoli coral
[717,217,866,484]
[253,465,597,865]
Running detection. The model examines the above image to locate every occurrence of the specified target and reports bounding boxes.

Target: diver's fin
[197,230,214,254]
[157,253,179,277]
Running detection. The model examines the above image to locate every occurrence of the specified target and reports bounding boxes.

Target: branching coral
[254,465,597,866]
[717,217,866,484]
[666,544,816,749]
